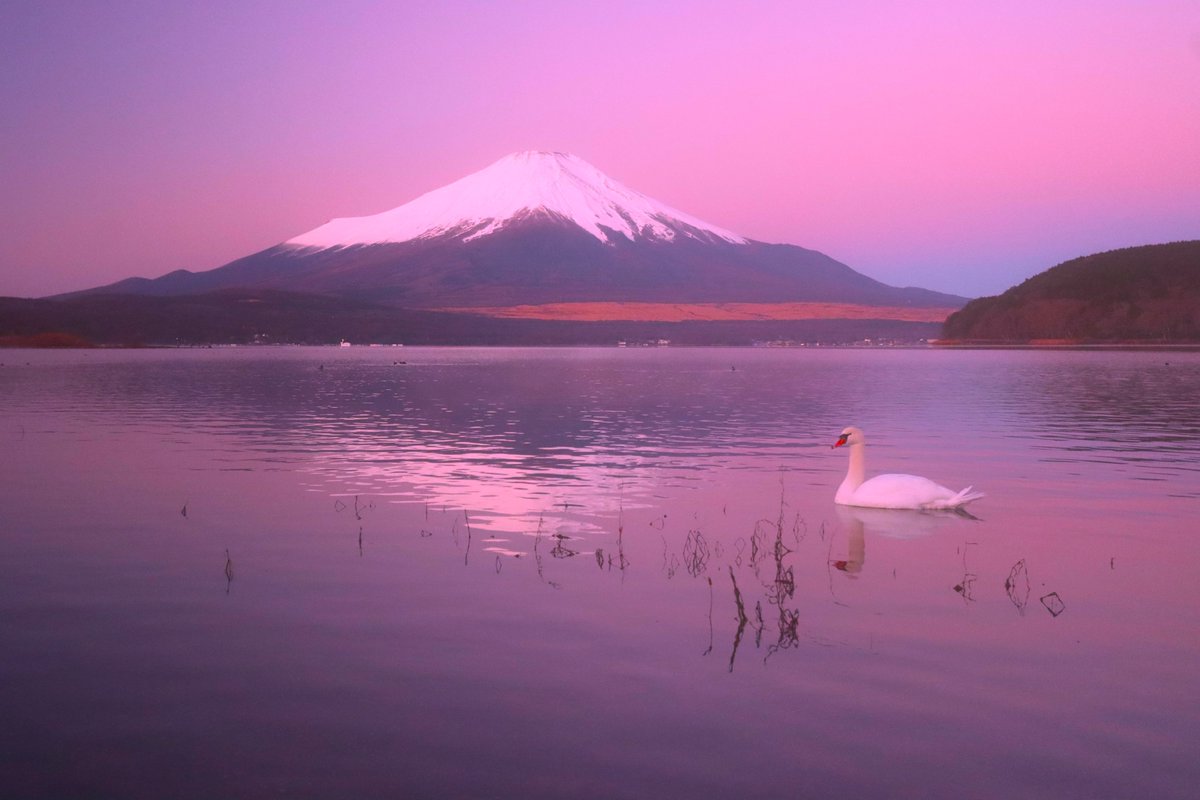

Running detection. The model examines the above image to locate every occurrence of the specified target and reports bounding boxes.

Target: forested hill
[941,241,1200,343]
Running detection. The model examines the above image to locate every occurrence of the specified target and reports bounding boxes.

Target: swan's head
[832,426,865,449]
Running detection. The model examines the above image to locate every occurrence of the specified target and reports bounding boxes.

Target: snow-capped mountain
[69,151,967,313]
[288,151,746,248]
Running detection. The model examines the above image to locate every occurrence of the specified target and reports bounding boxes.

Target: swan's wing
[852,473,965,510]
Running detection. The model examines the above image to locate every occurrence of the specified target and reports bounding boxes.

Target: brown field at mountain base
[438,301,957,323]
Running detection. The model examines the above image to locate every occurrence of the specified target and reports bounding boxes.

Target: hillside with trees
[941,241,1200,343]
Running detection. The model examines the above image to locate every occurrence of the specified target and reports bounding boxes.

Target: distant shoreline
[932,340,1200,351]
[6,337,1200,352]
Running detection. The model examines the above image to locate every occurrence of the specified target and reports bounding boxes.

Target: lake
[1,346,1197,799]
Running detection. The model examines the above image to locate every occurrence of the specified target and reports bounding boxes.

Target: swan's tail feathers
[949,486,986,508]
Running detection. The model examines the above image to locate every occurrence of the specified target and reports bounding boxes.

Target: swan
[832,426,984,510]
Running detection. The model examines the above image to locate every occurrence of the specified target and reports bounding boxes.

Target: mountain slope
[941,241,1200,342]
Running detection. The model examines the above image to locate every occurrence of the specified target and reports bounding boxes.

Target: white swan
[832,426,984,510]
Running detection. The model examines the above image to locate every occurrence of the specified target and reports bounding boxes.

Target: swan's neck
[836,442,866,503]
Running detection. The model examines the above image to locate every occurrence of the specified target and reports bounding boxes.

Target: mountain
[70,151,966,316]
[941,241,1200,343]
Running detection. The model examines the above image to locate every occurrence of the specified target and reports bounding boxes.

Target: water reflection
[7,348,1200,530]
[358,469,1082,676]
[987,352,1200,497]
[5,348,1199,798]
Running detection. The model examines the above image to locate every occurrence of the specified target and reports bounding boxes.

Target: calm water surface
[1,347,1198,799]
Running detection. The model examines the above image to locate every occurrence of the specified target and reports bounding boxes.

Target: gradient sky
[2,0,1197,299]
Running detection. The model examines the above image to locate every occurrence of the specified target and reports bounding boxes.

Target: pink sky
[2,0,1197,299]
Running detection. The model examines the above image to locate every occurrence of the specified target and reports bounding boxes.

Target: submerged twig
[703,577,714,656]
[1004,558,1030,614]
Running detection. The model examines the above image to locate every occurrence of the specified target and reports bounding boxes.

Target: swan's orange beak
[832,434,849,449]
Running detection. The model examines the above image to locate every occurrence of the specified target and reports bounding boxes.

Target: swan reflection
[832,511,866,575]
[831,504,978,584]
[837,504,969,541]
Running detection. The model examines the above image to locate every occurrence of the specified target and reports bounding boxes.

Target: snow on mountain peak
[287,151,747,248]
